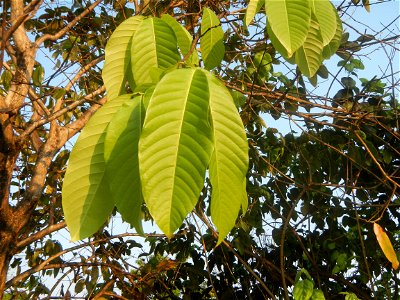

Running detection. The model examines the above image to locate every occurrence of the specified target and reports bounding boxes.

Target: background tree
[0,0,399,299]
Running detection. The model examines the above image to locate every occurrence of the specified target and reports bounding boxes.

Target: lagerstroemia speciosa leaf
[104,96,145,234]
[139,68,213,237]
[201,8,225,70]
[160,14,199,66]
[131,17,181,86]
[265,0,311,57]
[245,0,265,27]
[206,72,249,244]
[62,95,131,241]
[102,16,144,101]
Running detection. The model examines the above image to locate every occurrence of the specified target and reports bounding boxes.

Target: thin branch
[16,221,66,250]
[35,0,102,46]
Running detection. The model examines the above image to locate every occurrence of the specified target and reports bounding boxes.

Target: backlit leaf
[322,11,342,59]
[131,17,181,85]
[62,95,129,241]
[160,14,199,66]
[245,0,265,27]
[373,223,399,270]
[295,16,324,77]
[265,0,311,56]
[104,96,145,234]
[201,8,225,70]
[103,16,144,100]
[139,68,213,237]
[206,71,249,243]
[311,0,337,46]
[293,279,314,300]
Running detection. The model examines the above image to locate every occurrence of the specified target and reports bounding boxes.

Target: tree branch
[16,221,66,250]
[35,0,102,46]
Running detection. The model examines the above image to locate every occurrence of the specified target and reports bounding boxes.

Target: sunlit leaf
[295,16,324,77]
[139,68,213,237]
[104,96,145,234]
[206,71,249,243]
[103,16,144,100]
[311,0,337,46]
[245,0,265,27]
[160,14,199,66]
[62,96,129,241]
[201,8,225,70]
[293,279,314,300]
[373,223,399,270]
[131,17,181,85]
[322,11,342,59]
[265,0,311,56]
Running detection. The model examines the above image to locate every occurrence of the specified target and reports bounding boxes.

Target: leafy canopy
[63,1,342,242]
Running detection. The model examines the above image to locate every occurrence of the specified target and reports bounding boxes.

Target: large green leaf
[322,11,342,59]
[131,17,181,86]
[311,0,337,46]
[200,8,225,70]
[245,0,265,27]
[139,68,213,237]
[102,16,144,101]
[265,0,311,57]
[160,14,199,66]
[295,16,324,78]
[205,71,249,243]
[104,96,145,234]
[62,95,129,241]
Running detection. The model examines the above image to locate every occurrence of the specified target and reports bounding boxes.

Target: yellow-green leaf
[265,0,311,57]
[295,15,324,77]
[139,68,213,237]
[201,8,225,70]
[373,223,399,270]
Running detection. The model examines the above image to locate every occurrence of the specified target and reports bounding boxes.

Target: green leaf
[295,16,324,78]
[139,68,213,237]
[293,279,314,300]
[312,289,325,300]
[62,95,129,241]
[267,24,293,61]
[253,52,272,81]
[205,71,249,243]
[245,0,265,27]
[265,0,311,56]
[104,96,145,234]
[32,64,44,87]
[201,8,225,70]
[160,14,199,66]
[322,11,342,59]
[131,17,181,86]
[311,0,337,46]
[103,16,144,101]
